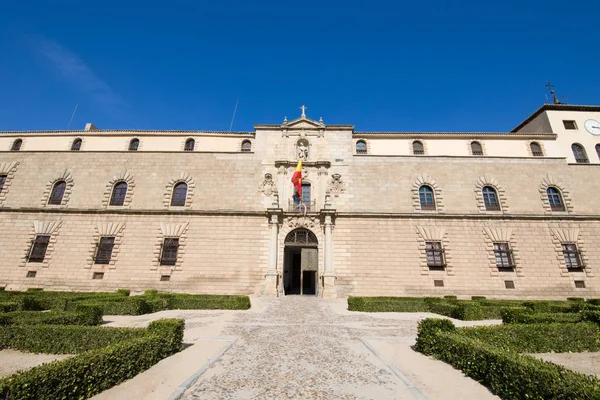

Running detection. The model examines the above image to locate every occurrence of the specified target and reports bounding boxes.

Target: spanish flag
[291,159,302,200]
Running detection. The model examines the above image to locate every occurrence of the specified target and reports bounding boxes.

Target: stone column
[263,209,282,296]
[321,210,336,298]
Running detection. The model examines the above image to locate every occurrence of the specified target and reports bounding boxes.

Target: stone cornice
[275,160,331,168]
[0,131,255,138]
[354,132,557,140]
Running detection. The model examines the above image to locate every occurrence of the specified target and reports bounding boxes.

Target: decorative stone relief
[474,176,508,212]
[415,226,453,276]
[327,174,346,197]
[411,173,444,211]
[296,138,309,160]
[41,170,75,207]
[482,226,522,277]
[286,216,318,229]
[539,175,573,213]
[151,222,189,271]
[102,172,135,208]
[21,220,63,268]
[163,173,195,208]
[259,173,278,197]
[549,227,590,277]
[0,162,19,206]
[86,222,126,269]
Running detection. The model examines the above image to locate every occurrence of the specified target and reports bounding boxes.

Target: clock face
[584,119,600,135]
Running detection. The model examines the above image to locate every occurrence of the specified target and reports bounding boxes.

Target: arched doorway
[283,228,318,295]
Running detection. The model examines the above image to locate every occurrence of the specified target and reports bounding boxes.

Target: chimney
[84,123,99,132]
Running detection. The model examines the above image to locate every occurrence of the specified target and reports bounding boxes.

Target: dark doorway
[302,271,316,295]
[283,229,318,296]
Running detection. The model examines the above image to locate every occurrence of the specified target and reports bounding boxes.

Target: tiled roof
[511,104,600,132]
[354,131,556,138]
[0,129,254,136]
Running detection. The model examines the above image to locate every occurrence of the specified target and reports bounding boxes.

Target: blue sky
[0,0,598,132]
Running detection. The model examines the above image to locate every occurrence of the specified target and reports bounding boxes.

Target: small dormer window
[563,120,577,130]
[129,138,139,151]
[11,139,22,151]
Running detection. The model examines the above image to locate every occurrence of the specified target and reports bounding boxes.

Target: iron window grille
[284,229,318,245]
[562,243,584,270]
[48,181,67,205]
[482,186,501,211]
[530,142,543,157]
[471,141,483,155]
[11,139,22,151]
[288,199,316,212]
[356,141,367,154]
[572,144,589,163]
[170,182,187,206]
[129,138,139,151]
[94,237,115,264]
[426,242,445,270]
[109,182,128,206]
[413,141,424,155]
[493,243,515,271]
[27,235,50,263]
[241,140,252,152]
[546,187,565,211]
[160,238,179,266]
[0,175,6,193]
[419,185,436,210]
[184,139,195,151]
[71,138,82,151]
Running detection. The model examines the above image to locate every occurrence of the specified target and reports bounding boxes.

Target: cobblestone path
[183,296,420,399]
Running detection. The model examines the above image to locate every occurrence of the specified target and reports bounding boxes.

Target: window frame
[11,139,22,151]
[482,186,501,211]
[94,236,116,265]
[109,181,128,206]
[170,182,188,207]
[0,175,6,193]
[241,140,252,152]
[48,180,67,205]
[471,141,483,156]
[412,141,424,155]
[184,138,195,152]
[425,241,445,270]
[418,185,436,210]
[27,235,51,263]
[128,138,140,151]
[571,143,589,164]
[71,138,82,151]
[356,140,367,154]
[530,142,543,157]
[160,237,180,266]
[546,187,565,211]
[562,243,584,271]
[493,242,515,271]
[563,120,578,130]
[596,144,600,161]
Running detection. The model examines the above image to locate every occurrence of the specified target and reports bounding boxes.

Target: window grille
[426,241,445,269]
[48,181,66,205]
[418,185,436,210]
[493,242,514,270]
[356,140,367,154]
[160,275,171,281]
[71,138,82,151]
[413,141,424,155]
[471,141,483,155]
[433,280,444,287]
[184,138,195,151]
[241,140,251,152]
[27,235,50,263]
[284,229,318,245]
[160,238,179,266]
[109,182,128,206]
[11,139,22,151]
[562,243,584,270]
[530,142,543,157]
[129,138,139,151]
[26,271,37,278]
[0,175,6,193]
[546,187,565,211]
[575,280,586,289]
[571,144,589,163]
[504,280,515,289]
[94,237,115,264]
[482,186,501,211]
[171,182,187,206]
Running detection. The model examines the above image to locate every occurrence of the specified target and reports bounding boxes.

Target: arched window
[547,187,565,211]
[418,185,436,210]
[129,138,139,151]
[11,139,22,151]
[572,143,588,163]
[530,142,543,157]
[596,144,600,161]
[48,181,67,205]
[356,140,367,154]
[71,138,82,151]
[184,138,195,151]
[413,141,424,155]
[170,182,188,206]
[241,140,252,152]
[109,182,128,206]
[482,186,500,211]
[471,141,483,155]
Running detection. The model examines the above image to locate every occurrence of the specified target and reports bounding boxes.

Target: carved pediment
[282,117,324,130]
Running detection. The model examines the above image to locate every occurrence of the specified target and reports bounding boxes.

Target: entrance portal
[283,229,318,296]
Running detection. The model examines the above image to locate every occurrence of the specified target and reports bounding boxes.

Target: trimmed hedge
[347,296,428,312]
[416,319,600,400]
[501,308,583,325]
[0,307,103,327]
[0,302,18,313]
[157,294,252,311]
[0,318,184,399]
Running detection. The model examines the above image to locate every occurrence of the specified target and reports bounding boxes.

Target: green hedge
[347,296,428,312]
[0,318,184,399]
[0,307,103,327]
[158,294,251,310]
[426,302,459,318]
[416,319,600,400]
[502,308,583,325]
[0,302,18,313]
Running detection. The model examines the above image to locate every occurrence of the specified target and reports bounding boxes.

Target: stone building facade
[1,104,600,299]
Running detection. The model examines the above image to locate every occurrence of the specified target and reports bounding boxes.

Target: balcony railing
[288,199,316,212]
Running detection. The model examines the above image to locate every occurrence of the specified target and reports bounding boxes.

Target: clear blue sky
[1,0,598,132]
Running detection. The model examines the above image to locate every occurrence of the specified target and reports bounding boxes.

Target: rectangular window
[160,238,179,266]
[426,241,445,270]
[563,120,577,130]
[504,280,515,289]
[160,275,171,282]
[0,175,6,193]
[494,243,514,270]
[562,243,583,270]
[92,272,104,280]
[26,271,37,278]
[94,237,115,264]
[574,280,586,289]
[28,235,50,263]
[433,279,444,287]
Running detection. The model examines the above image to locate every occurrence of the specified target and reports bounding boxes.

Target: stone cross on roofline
[300,105,307,118]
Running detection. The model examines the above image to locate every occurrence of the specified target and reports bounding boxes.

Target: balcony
[288,199,316,212]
